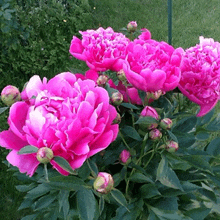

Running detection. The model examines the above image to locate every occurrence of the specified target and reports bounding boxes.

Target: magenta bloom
[69,27,130,72]
[123,39,182,92]
[138,28,151,41]
[140,106,159,119]
[119,149,131,164]
[178,37,220,117]
[0,72,119,176]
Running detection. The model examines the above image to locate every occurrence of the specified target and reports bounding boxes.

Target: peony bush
[0,22,220,220]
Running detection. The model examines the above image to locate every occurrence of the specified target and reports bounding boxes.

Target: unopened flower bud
[93,172,114,194]
[127,21,137,33]
[97,75,108,87]
[160,118,173,130]
[1,85,21,106]
[117,69,127,82]
[113,113,121,124]
[146,90,163,100]
[140,106,159,130]
[119,149,131,164]
[149,129,162,141]
[37,147,54,164]
[165,140,179,153]
[111,92,123,105]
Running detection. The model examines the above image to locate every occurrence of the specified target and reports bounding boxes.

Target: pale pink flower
[178,36,220,116]
[0,72,119,176]
[123,39,182,92]
[69,27,130,72]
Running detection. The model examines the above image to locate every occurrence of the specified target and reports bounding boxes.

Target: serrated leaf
[129,172,153,183]
[110,189,129,211]
[17,145,39,154]
[156,156,183,191]
[121,125,142,141]
[53,156,76,174]
[77,188,98,220]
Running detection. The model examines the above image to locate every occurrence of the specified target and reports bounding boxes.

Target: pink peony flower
[178,36,220,117]
[0,72,119,176]
[123,39,182,92]
[69,27,130,72]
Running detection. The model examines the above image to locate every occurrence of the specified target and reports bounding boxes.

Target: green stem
[44,163,49,182]
[143,150,155,169]
[119,131,131,151]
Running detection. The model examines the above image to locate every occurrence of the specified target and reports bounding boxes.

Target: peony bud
[146,90,163,100]
[97,75,108,87]
[37,147,54,164]
[93,172,114,194]
[113,113,121,124]
[127,21,137,33]
[117,69,127,82]
[160,118,173,130]
[140,106,159,130]
[119,149,131,164]
[165,140,179,153]
[1,85,21,106]
[149,129,162,141]
[111,92,123,105]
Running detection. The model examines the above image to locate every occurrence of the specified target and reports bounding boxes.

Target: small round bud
[117,69,127,82]
[165,140,179,153]
[127,21,137,33]
[149,129,162,141]
[97,75,108,87]
[111,92,123,105]
[113,113,121,124]
[160,118,173,130]
[1,85,21,106]
[93,172,114,194]
[140,106,159,130]
[119,149,131,164]
[37,147,54,164]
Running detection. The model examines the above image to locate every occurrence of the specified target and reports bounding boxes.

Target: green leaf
[34,193,57,211]
[18,198,34,211]
[197,108,215,126]
[184,207,211,220]
[77,188,98,220]
[110,189,129,211]
[156,156,183,191]
[0,107,8,114]
[206,113,220,131]
[26,184,50,200]
[167,130,178,143]
[181,155,212,173]
[198,188,217,203]
[139,183,161,198]
[53,156,76,175]
[99,196,105,215]
[135,116,158,126]
[138,90,146,103]
[87,159,98,177]
[21,214,39,220]
[17,145,39,154]
[173,132,195,148]
[153,197,178,211]
[46,176,86,191]
[129,172,153,183]
[16,182,37,192]
[121,125,142,141]
[58,190,70,219]
[172,116,197,133]
[206,137,220,155]
[77,161,91,180]
[120,102,139,110]
[195,132,210,140]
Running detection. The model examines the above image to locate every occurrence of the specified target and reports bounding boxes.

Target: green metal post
[168,0,172,45]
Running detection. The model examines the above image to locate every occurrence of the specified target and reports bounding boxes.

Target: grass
[0,0,220,219]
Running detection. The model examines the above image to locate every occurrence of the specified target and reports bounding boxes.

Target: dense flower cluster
[0,72,119,176]
[69,27,130,72]
[178,36,220,116]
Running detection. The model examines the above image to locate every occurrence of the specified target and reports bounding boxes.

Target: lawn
[0,0,220,219]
